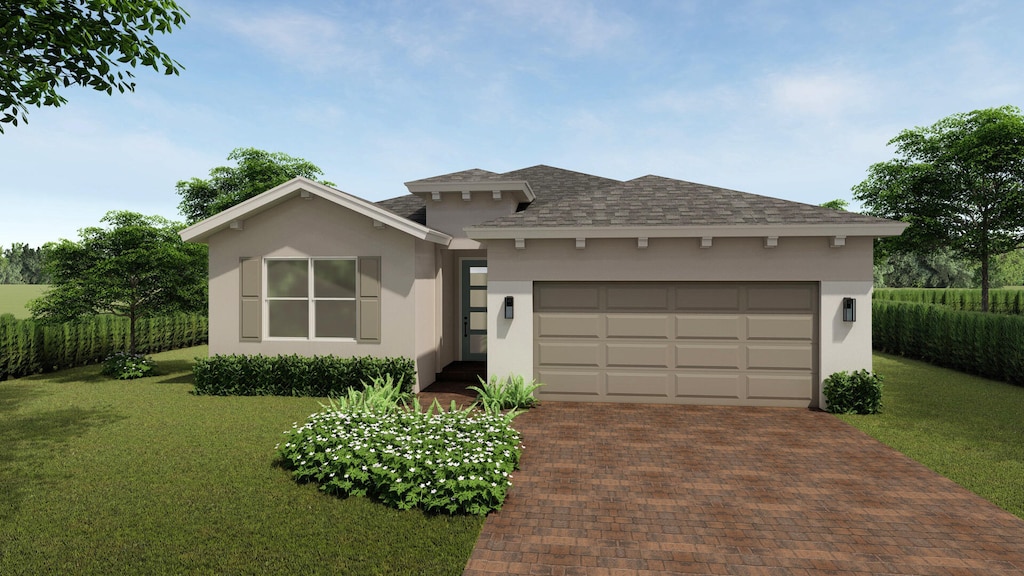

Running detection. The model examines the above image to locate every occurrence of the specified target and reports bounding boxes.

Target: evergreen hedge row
[192,354,416,397]
[872,300,1024,385]
[873,288,1024,314]
[0,313,208,380]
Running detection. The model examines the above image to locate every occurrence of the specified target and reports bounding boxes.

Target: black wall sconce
[504,296,514,319]
[842,297,856,322]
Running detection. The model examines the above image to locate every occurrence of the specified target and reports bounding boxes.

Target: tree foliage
[0,243,48,283]
[29,211,206,353]
[820,198,850,211]
[0,0,188,132]
[853,105,1024,310]
[177,147,334,223]
[879,248,977,289]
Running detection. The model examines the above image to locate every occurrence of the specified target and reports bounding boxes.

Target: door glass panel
[315,300,356,338]
[470,267,487,287]
[470,334,487,354]
[470,311,487,330]
[268,300,309,337]
[267,260,308,298]
[314,260,355,298]
[470,289,487,308]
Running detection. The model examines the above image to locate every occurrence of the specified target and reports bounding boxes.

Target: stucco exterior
[484,237,873,407]
[182,168,905,407]
[204,193,439,388]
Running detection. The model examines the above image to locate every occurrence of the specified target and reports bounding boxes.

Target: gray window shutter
[358,257,381,342]
[240,258,261,341]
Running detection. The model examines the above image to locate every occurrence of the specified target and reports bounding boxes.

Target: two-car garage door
[533,282,818,407]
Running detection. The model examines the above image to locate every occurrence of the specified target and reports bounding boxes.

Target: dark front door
[461,260,487,361]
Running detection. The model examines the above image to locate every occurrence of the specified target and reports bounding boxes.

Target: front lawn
[839,353,1024,519]
[0,284,48,318]
[0,346,483,575]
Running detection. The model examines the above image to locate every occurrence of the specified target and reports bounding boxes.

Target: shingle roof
[476,174,887,228]
[381,165,896,231]
[405,168,502,185]
[375,194,426,225]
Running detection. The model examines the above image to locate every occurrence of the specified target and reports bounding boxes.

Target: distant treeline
[0,243,48,284]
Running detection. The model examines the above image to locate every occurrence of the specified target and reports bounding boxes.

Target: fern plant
[469,374,544,414]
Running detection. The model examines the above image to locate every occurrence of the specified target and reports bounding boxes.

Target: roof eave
[465,222,909,240]
[405,179,536,203]
[179,177,452,246]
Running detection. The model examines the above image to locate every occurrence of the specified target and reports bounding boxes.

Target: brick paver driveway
[462,403,1024,575]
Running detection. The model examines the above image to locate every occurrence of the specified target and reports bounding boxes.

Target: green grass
[0,284,48,317]
[0,346,483,575]
[839,353,1024,519]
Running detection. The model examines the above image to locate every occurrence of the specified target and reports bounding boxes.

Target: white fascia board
[179,176,452,246]
[465,221,909,240]
[404,180,536,203]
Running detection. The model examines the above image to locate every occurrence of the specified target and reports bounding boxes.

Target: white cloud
[479,0,634,55]
[217,8,377,73]
[764,70,876,121]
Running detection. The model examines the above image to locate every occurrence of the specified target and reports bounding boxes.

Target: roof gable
[179,177,451,245]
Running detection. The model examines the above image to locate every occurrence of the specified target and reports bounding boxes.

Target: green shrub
[873,288,1024,314]
[873,300,1024,385]
[276,403,522,515]
[192,354,416,397]
[823,370,884,414]
[0,313,206,380]
[100,352,156,380]
[468,374,544,414]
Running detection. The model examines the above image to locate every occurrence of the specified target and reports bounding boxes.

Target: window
[266,258,356,339]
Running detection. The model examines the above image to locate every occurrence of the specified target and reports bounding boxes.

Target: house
[179,165,906,408]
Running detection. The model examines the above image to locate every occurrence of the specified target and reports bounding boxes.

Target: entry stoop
[418,361,485,409]
[434,361,486,384]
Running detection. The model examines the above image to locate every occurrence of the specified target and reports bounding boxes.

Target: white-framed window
[265,258,357,339]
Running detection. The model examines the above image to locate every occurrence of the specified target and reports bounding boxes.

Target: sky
[2,0,1023,248]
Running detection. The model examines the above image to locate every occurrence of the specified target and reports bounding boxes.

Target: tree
[882,248,977,288]
[1,243,48,283]
[988,249,1024,287]
[820,198,850,211]
[177,147,334,223]
[853,105,1024,311]
[30,211,206,354]
[0,1,188,132]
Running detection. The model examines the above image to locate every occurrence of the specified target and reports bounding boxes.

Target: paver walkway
[455,402,1024,575]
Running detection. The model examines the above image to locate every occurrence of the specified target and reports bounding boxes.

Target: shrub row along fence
[873,287,1024,314]
[873,300,1024,385]
[192,354,416,397]
[0,313,208,380]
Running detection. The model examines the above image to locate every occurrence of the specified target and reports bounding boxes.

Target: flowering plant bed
[277,405,522,515]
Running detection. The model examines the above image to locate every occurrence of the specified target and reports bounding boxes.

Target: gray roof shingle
[375,194,425,224]
[381,165,892,230]
[476,174,887,228]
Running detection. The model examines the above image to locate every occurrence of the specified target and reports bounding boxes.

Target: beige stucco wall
[484,236,875,403]
[423,193,521,238]
[206,195,437,389]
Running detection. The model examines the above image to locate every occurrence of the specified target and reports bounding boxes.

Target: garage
[533,282,818,407]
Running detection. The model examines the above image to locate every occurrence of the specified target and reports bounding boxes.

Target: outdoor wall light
[842,297,856,322]
[504,296,514,319]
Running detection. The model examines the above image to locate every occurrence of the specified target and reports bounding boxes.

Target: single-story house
[180,165,906,408]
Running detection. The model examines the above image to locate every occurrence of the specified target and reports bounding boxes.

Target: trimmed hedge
[872,300,1024,385]
[874,288,1024,314]
[0,313,208,380]
[192,354,416,397]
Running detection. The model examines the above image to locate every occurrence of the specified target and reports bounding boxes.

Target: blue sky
[2,0,1022,248]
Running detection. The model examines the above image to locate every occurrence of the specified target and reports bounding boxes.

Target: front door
[461,260,487,361]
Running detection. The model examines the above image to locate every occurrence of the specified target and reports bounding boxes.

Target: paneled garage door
[533,282,818,407]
